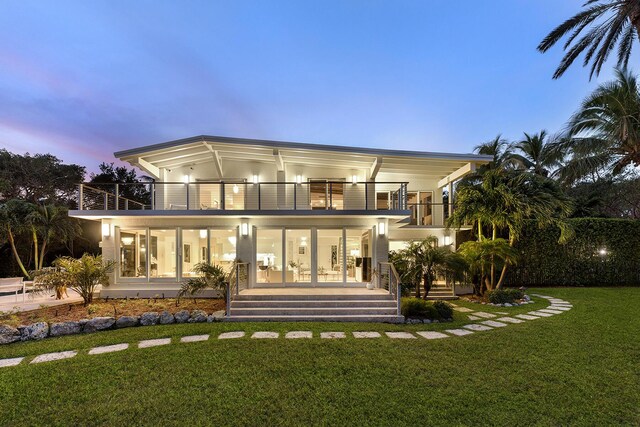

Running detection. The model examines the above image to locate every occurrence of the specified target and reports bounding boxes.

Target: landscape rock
[140,312,160,326]
[115,315,139,328]
[78,319,89,327]
[49,321,82,337]
[408,318,421,324]
[504,303,512,307]
[0,324,21,344]
[524,295,531,302]
[83,317,115,333]
[174,310,190,323]
[189,310,208,323]
[19,322,49,341]
[159,311,175,325]
[207,310,225,323]
[422,319,431,324]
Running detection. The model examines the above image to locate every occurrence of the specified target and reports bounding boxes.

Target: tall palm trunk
[32,227,39,271]
[38,240,47,270]
[7,226,30,278]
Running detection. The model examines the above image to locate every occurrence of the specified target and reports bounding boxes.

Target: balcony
[76,181,411,213]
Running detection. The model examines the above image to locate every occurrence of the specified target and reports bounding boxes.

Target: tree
[510,130,566,177]
[27,204,82,270]
[395,237,466,299]
[458,238,518,296]
[90,163,152,206]
[177,262,230,303]
[475,135,513,171]
[538,0,640,79]
[33,254,115,305]
[558,68,640,184]
[0,199,34,277]
[448,169,574,289]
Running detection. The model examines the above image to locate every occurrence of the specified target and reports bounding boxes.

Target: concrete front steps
[426,285,458,301]
[227,293,404,323]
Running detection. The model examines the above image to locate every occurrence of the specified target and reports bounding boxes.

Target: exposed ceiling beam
[274,149,284,171]
[370,157,382,180]
[437,163,476,188]
[133,157,160,179]
[203,142,223,178]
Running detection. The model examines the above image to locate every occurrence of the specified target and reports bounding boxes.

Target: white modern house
[70,135,490,321]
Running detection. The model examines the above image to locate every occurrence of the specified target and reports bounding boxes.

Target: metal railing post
[103,192,108,210]
[115,184,120,210]
[258,183,261,210]
[151,183,155,210]
[186,183,190,210]
[293,183,297,210]
[235,263,240,296]
[225,282,231,317]
[78,184,84,210]
[221,182,225,210]
[365,182,368,210]
[329,182,333,210]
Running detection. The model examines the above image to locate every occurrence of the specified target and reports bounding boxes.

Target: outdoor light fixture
[233,184,239,194]
[241,222,249,236]
[599,248,608,256]
[199,230,207,239]
[296,175,302,184]
[101,223,111,238]
[352,175,358,184]
[182,174,191,184]
[252,175,259,184]
[121,236,134,246]
[443,235,452,246]
[378,221,386,235]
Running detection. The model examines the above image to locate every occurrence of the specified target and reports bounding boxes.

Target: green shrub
[401,298,438,319]
[432,300,454,319]
[487,288,524,304]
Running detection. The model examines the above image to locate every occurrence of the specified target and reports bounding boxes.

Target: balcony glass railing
[76,181,409,212]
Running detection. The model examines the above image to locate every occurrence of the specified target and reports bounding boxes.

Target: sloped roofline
[114,134,492,162]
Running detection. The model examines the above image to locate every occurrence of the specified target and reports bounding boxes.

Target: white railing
[377,261,402,316]
[225,262,250,317]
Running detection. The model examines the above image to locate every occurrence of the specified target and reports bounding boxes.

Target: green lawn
[1,288,638,426]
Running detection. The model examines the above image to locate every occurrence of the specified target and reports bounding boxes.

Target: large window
[310,180,344,210]
[181,229,208,277]
[286,229,311,283]
[256,229,283,283]
[119,229,146,278]
[209,229,237,268]
[317,229,343,282]
[346,229,372,282]
[150,229,176,278]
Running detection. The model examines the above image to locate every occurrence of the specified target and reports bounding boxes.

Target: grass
[0,288,638,426]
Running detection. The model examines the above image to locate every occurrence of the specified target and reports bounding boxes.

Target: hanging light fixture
[233,184,239,194]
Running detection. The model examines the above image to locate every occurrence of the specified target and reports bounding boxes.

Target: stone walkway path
[0,295,572,369]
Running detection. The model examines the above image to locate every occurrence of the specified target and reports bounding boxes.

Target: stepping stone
[320,332,346,339]
[353,332,381,339]
[138,338,171,348]
[497,317,525,324]
[385,332,416,339]
[531,294,552,299]
[549,305,572,311]
[31,351,77,364]
[470,312,497,319]
[528,311,554,317]
[0,357,24,368]
[481,320,508,328]
[251,332,279,339]
[445,329,474,336]
[416,331,449,340]
[515,314,540,320]
[467,315,481,321]
[218,331,245,339]
[549,299,568,304]
[463,324,493,332]
[550,302,572,307]
[286,331,313,339]
[537,309,564,315]
[88,343,129,355]
[180,334,210,343]
[495,311,508,315]
[453,306,474,312]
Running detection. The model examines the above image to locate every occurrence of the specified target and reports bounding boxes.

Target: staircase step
[234,293,393,301]
[225,314,405,323]
[231,299,397,308]
[230,307,398,316]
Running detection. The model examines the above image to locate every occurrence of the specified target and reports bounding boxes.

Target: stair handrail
[226,262,250,318]
[377,261,402,316]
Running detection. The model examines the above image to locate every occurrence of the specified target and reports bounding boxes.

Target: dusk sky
[0,1,629,174]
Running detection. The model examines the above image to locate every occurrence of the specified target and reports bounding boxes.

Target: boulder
[83,317,115,333]
[19,322,49,341]
[208,310,225,322]
[188,310,208,323]
[422,319,431,324]
[159,311,175,325]
[50,321,82,337]
[140,312,160,326]
[174,310,190,324]
[0,324,21,344]
[115,315,139,329]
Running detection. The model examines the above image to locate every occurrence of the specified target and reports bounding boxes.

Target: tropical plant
[177,262,229,303]
[395,237,466,299]
[27,204,81,270]
[474,135,513,171]
[33,254,115,305]
[538,0,640,79]
[0,199,33,277]
[458,238,518,295]
[510,130,566,177]
[557,68,640,184]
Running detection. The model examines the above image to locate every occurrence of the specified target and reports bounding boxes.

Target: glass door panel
[286,229,311,283]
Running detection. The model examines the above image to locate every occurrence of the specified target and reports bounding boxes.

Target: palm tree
[558,68,640,184]
[538,1,640,79]
[177,262,230,304]
[510,131,566,177]
[396,237,466,299]
[27,204,81,270]
[474,135,513,171]
[0,199,35,278]
[458,238,518,295]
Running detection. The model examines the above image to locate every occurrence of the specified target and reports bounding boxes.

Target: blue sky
[0,0,626,173]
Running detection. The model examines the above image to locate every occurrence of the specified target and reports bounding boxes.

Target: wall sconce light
[352,175,358,184]
[182,174,191,184]
[232,184,239,194]
[252,175,259,184]
[101,223,111,238]
[241,222,249,236]
[199,229,207,239]
[296,175,302,184]
[378,221,386,236]
[443,235,452,246]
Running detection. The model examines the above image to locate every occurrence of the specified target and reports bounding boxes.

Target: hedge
[504,218,640,287]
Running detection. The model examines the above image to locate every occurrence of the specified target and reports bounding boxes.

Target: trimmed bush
[432,300,454,319]
[487,288,524,304]
[505,218,640,287]
[401,298,438,319]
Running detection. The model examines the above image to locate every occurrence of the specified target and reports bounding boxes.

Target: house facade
[70,135,489,299]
